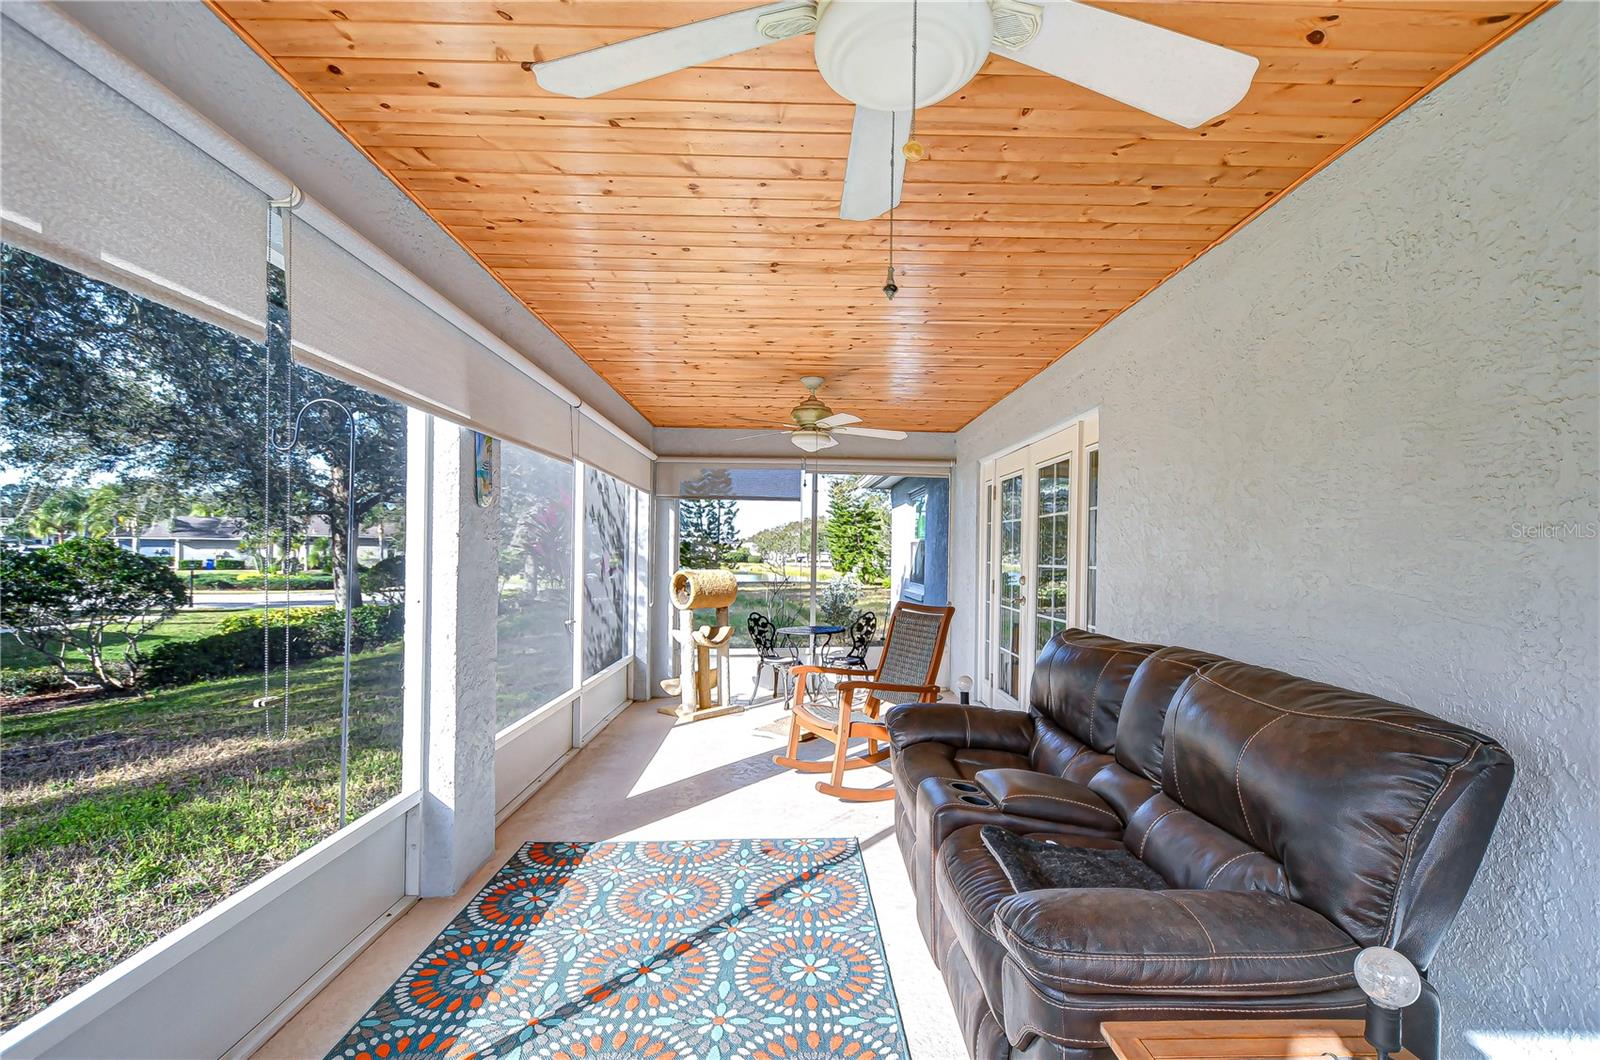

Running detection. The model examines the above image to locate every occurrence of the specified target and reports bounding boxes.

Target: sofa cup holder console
[958,794,993,807]
[949,781,982,794]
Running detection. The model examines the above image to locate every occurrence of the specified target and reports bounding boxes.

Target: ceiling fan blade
[840,106,909,221]
[994,0,1259,129]
[816,412,862,429]
[832,426,909,441]
[533,2,818,99]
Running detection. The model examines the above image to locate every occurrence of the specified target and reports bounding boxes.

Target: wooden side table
[1101,1019,1420,1060]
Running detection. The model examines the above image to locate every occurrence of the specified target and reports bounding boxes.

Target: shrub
[358,554,404,604]
[1,540,187,689]
[145,604,403,687]
[816,574,862,626]
[212,558,247,570]
[177,559,204,570]
[0,667,70,698]
[188,571,335,590]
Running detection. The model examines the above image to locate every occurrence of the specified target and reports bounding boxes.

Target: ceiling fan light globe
[814,0,993,111]
[790,429,838,453]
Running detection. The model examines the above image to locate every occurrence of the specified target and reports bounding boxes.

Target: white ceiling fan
[746,376,910,451]
[532,0,1259,221]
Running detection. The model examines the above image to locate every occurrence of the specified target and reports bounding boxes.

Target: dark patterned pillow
[980,825,1167,893]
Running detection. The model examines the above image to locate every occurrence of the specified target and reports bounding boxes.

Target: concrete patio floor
[255,685,964,1059]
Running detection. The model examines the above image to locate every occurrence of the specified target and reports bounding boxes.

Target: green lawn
[0,641,404,1030]
[1,608,232,675]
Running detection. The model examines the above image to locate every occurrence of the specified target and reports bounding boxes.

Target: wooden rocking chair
[773,601,955,802]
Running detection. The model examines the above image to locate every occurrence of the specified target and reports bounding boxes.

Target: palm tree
[27,489,87,544]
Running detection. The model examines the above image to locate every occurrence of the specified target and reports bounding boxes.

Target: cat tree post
[660,569,741,723]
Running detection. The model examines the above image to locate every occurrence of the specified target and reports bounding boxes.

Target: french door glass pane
[983,481,995,686]
[997,474,1023,698]
[1086,449,1099,631]
[1035,457,1072,651]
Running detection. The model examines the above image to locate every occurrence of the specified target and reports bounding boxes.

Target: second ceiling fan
[533,0,1259,221]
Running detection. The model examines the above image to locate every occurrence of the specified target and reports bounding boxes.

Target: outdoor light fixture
[1353,946,1422,1060]
[789,428,839,453]
[957,674,973,704]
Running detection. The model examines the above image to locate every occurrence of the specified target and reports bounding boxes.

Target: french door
[982,414,1099,709]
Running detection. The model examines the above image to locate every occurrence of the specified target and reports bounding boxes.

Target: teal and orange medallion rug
[326,838,908,1060]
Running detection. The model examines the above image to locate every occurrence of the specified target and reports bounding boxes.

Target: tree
[749,519,811,570]
[824,476,889,583]
[678,499,741,568]
[1,538,187,689]
[26,488,87,544]
[0,246,407,610]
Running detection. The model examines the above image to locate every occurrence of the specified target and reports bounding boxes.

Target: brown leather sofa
[885,630,1513,1060]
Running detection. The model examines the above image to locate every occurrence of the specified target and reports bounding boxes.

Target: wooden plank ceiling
[213,0,1546,431]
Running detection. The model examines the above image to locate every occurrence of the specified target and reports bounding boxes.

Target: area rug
[326,838,908,1060]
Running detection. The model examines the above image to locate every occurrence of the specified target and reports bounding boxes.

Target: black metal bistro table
[776,623,847,666]
[776,623,848,701]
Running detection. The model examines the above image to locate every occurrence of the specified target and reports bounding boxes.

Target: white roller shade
[0,20,266,339]
[654,464,802,500]
[576,413,652,492]
[291,222,575,460]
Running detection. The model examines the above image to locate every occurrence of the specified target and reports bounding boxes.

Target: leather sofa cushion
[896,741,1032,796]
[1160,659,1514,957]
[1114,646,1225,782]
[937,826,1123,1027]
[998,959,1368,1055]
[885,702,1035,755]
[973,769,1122,832]
[1029,632,1158,753]
[993,887,1359,997]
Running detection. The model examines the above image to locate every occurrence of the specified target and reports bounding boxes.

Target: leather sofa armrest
[993,888,1358,997]
[972,769,1122,831]
[884,703,1034,754]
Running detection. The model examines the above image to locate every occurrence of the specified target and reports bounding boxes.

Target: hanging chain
[281,207,293,736]
[910,0,919,144]
[261,214,274,737]
[884,111,898,300]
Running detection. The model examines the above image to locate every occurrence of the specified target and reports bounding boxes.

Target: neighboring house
[111,514,395,569]
[861,476,949,609]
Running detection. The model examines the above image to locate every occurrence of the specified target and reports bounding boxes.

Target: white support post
[570,463,587,748]
[651,497,680,695]
[808,469,820,626]
[401,409,431,894]
[417,422,498,897]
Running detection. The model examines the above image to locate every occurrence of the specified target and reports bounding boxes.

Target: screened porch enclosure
[0,7,653,1055]
[0,8,945,1056]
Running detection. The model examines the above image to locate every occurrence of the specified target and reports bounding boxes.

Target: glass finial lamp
[956,674,974,704]
[1353,946,1422,1060]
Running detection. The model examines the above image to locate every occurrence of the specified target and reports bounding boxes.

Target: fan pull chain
[904,0,926,162]
[884,111,898,301]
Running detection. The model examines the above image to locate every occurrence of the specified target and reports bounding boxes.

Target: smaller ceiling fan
[754,376,910,451]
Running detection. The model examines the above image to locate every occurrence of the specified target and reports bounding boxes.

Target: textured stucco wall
[948,6,1598,1054]
[419,423,500,896]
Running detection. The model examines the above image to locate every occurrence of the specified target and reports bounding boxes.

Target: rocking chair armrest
[837,680,942,710]
[790,664,875,680]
